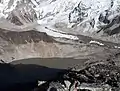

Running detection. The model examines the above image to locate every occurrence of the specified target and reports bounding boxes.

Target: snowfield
[0,0,120,41]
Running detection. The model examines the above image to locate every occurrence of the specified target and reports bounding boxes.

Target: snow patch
[114,46,120,49]
[36,26,79,40]
[89,40,104,46]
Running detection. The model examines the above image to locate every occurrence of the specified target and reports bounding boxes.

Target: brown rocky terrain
[0,27,120,91]
[0,27,119,64]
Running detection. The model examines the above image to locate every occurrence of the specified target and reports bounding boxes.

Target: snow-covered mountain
[0,0,78,26]
[0,1,120,90]
[69,0,120,34]
[0,0,120,39]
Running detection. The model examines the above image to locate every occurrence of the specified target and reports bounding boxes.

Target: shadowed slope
[0,63,67,91]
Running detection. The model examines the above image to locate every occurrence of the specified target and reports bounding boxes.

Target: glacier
[69,0,120,34]
[0,0,120,39]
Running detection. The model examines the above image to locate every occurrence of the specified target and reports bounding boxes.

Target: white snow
[0,0,81,40]
[89,40,104,46]
[4,0,20,13]
[36,26,79,40]
[34,0,79,25]
[69,0,120,33]
[0,0,120,40]
[114,46,120,49]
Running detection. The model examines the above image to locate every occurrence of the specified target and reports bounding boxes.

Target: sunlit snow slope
[0,0,120,39]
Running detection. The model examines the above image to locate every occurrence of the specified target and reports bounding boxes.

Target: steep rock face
[69,0,120,34]
[7,5,37,26]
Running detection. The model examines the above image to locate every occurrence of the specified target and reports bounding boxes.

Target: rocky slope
[0,0,120,90]
[0,27,119,64]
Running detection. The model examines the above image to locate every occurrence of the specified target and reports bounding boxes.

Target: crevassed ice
[69,0,120,33]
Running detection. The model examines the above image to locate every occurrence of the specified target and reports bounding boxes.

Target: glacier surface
[0,0,120,38]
